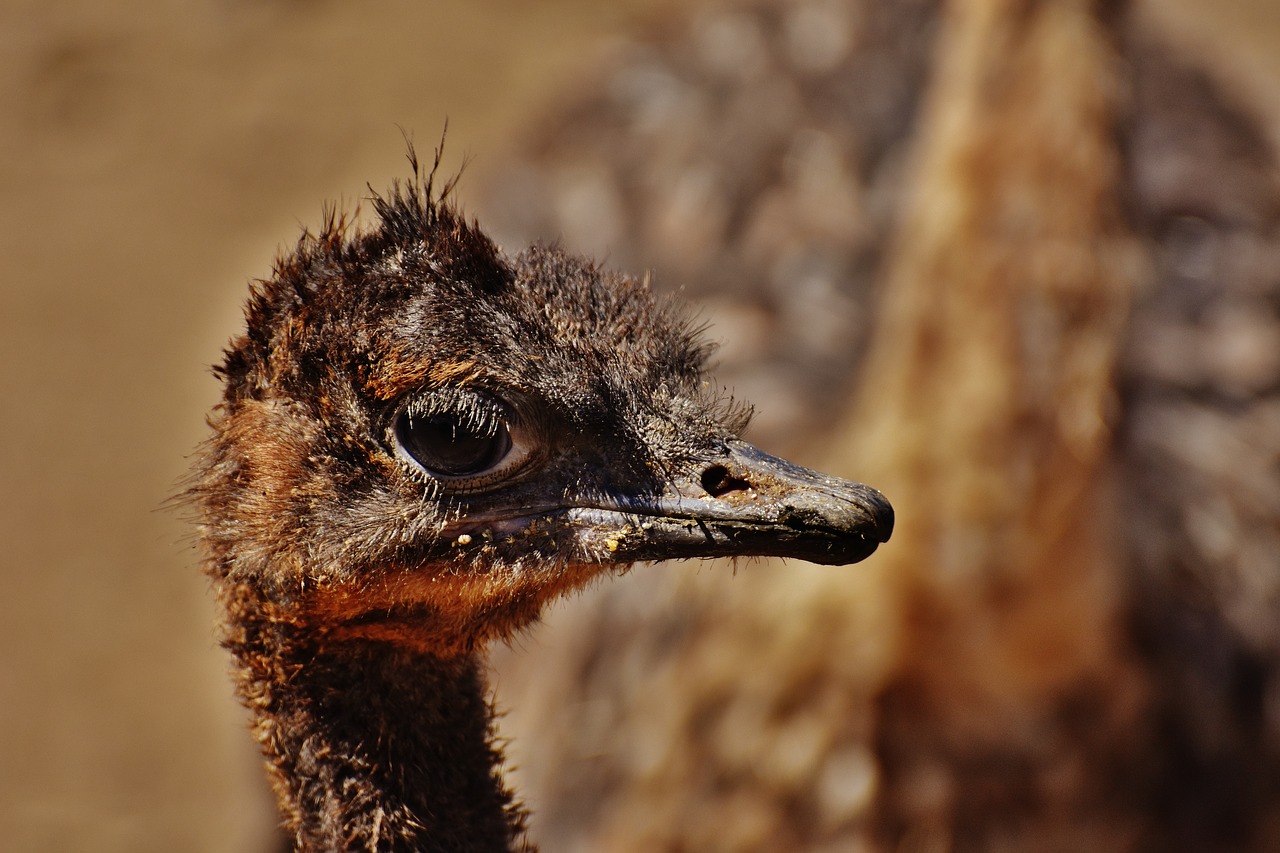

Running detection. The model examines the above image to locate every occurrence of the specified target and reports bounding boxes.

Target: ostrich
[191,153,893,851]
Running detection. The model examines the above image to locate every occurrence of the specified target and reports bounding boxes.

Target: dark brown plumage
[190,149,892,851]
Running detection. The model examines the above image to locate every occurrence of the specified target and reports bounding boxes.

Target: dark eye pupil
[395,413,511,477]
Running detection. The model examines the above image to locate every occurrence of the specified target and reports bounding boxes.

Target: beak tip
[870,492,894,543]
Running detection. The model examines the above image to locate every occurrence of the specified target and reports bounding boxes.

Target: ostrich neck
[219,583,531,852]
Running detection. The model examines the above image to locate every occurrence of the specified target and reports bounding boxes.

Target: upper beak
[570,440,893,566]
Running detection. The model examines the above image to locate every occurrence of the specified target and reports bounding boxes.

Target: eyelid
[401,389,513,433]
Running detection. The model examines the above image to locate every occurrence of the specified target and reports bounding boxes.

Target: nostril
[701,464,752,498]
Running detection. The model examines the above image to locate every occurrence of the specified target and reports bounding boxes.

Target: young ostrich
[192,157,893,852]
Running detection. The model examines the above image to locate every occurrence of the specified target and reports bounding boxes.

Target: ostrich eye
[394,411,513,478]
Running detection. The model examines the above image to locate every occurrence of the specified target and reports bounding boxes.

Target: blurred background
[2,0,1278,851]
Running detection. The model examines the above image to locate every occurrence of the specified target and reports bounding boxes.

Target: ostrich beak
[571,440,893,566]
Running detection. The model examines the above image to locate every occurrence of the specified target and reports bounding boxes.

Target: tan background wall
[1,1,1276,851]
